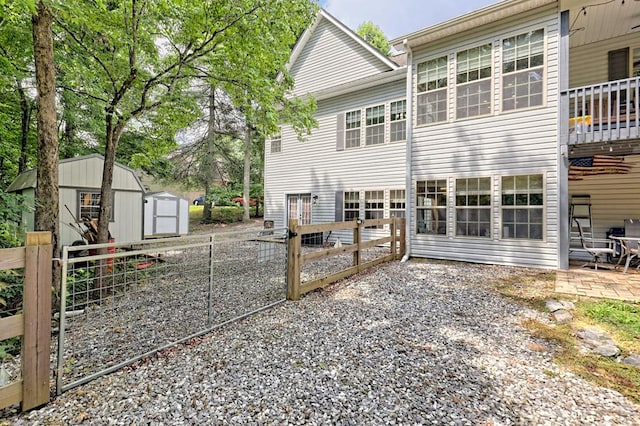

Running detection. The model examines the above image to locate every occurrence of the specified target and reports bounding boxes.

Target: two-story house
[264,0,640,270]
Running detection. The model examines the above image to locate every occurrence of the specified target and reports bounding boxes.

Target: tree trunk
[17,80,33,174]
[202,85,215,222]
[243,124,251,222]
[97,117,118,245]
[32,0,60,302]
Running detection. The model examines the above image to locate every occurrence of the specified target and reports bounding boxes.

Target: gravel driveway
[4,259,640,425]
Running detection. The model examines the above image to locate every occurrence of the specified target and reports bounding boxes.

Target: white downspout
[401,39,413,263]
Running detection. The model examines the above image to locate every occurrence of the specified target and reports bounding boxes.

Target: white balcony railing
[565,76,639,144]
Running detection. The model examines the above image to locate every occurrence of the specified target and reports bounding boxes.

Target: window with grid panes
[344,191,360,221]
[390,100,406,142]
[365,105,385,145]
[270,130,281,153]
[416,180,447,235]
[78,190,114,221]
[502,29,544,111]
[389,189,405,219]
[416,56,448,125]
[501,174,544,240]
[456,44,492,119]
[365,190,384,228]
[455,177,491,237]
[345,110,361,148]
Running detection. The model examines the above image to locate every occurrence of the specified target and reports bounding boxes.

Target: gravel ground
[3,259,640,425]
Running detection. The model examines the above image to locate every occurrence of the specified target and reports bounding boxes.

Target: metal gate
[56,227,288,394]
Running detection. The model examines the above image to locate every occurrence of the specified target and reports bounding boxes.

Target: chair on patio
[574,218,616,270]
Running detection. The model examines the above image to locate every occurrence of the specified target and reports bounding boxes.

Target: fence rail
[0,232,52,412]
[287,218,405,300]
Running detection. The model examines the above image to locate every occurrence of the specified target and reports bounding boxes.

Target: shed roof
[7,154,145,193]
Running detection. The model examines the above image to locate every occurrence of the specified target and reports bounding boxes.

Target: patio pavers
[556,262,640,302]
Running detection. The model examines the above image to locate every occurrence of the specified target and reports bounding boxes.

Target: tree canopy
[357,21,390,56]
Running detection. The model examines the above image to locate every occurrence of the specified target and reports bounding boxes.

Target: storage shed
[143,191,189,238]
[7,154,145,247]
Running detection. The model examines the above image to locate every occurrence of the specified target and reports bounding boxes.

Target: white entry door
[287,194,312,225]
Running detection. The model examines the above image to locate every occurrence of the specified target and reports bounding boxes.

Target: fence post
[390,218,397,258]
[353,220,362,271]
[287,219,301,301]
[399,218,406,259]
[22,232,52,411]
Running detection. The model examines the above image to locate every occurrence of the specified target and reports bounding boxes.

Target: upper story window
[456,44,492,119]
[390,100,406,142]
[416,180,447,235]
[365,105,385,146]
[416,56,448,125]
[455,177,491,237]
[344,191,360,221]
[502,29,544,111]
[501,174,544,240]
[270,130,281,153]
[345,110,361,149]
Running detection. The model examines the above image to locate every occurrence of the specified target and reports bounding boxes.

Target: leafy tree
[357,21,390,56]
[53,0,318,243]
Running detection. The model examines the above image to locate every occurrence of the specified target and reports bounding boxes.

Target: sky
[319,0,502,40]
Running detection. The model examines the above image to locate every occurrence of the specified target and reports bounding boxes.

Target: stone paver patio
[556,261,640,301]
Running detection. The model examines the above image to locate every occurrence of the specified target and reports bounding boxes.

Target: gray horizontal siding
[409,7,560,269]
[265,80,406,230]
[290,18,392,97]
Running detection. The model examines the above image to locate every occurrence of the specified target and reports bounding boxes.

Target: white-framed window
[389,189,405,219]
[501,174,544,240]
[344,191,360,221]
[270,130,281,153]
[78,190,113,221]
[416,56,448,125]
[502,29,544,111]
[389,100,406,142]
[455,177,491,237]
[365,190,384,228]
[345,110,361,149]
[365,105,385,146]
[416,180,447,235]
[456,44,492,119]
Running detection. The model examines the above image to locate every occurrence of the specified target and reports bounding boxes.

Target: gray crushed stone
[3,260,640,425]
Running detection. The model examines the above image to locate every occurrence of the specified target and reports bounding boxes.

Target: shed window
[78,190,114,221]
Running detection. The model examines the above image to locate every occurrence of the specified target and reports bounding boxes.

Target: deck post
[287,219,301,301]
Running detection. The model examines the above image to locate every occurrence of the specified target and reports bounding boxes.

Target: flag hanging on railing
[569,155,632,180]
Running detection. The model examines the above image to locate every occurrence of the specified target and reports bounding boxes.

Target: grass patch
[493,271,640,404]
[189,205,244,225]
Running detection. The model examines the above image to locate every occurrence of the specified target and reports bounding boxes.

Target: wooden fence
[287,218,405,300]
[0,232,52,411]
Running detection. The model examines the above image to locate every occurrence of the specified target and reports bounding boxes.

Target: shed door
[154,197,179,234]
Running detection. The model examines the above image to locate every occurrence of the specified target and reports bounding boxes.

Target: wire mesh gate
[56,227,288,394]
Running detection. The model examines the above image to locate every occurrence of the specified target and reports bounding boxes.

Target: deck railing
[565,76,639,144]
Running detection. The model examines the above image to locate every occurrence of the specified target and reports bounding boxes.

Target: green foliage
[357,21,390,56]
[0,188,30,248]
[581,300,640,337]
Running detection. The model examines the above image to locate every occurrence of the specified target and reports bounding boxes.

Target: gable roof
[286,9,399,74]
[7,154,145,192]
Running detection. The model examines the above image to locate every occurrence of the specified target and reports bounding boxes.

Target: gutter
[401,39,413,263]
